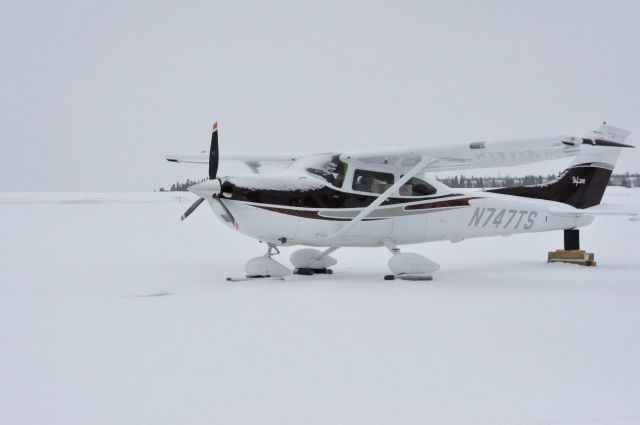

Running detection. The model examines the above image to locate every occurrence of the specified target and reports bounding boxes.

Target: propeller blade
[181,198,205,221]
[209,121,219,179]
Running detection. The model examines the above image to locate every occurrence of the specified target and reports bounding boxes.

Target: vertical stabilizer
[489,123,633,209]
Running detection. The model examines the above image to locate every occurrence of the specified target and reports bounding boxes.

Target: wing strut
[327,157,431,239]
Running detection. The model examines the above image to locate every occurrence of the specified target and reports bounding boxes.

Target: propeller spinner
[180,122,222,221]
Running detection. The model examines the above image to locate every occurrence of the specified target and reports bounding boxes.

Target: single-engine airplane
[167,122,638,281]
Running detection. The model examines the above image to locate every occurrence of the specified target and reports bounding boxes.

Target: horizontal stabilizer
[550,204,640,221]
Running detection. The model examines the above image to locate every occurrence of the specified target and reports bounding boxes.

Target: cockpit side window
[352,169,394,194]
[399,177,437,196]
[305,154,347,188]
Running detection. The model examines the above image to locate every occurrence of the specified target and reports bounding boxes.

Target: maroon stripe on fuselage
[404,197,479,210]
[250,196,478,220]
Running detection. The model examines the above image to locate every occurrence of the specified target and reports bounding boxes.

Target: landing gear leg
[383,241,439,281]
[291,247,338,275]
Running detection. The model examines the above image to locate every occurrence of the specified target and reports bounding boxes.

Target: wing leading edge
[166,152,302,164]
[166,152,303,173]
[341,124,633,174]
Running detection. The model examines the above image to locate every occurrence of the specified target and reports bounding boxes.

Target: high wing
[341,124,632,174]
[341,135,581,172]
[168,136,588,174]
[166,152,304,173]
[167,123,632,175]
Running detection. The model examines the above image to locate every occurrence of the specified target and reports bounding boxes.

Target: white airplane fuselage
[208,171,594,248]
[168,122,634,278]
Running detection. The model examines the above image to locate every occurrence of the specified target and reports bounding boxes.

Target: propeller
[209,121,219,181]
[181,122,221,221]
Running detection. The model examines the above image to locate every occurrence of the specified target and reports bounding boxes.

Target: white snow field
[1,188,639,425]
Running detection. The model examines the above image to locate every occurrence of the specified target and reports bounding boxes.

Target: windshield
[292,154,347,188]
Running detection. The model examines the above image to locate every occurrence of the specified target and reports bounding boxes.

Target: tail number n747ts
[468,208,539,229]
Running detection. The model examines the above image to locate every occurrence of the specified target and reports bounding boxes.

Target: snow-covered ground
[1,188,639,425]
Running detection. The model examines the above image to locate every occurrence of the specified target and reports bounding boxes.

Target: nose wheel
[228,244,291,281]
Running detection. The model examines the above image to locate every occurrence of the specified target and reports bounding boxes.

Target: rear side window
[352,169,394,194]
[399,177,437,196]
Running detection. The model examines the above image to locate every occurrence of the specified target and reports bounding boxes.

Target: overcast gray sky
[2,0,639,191]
